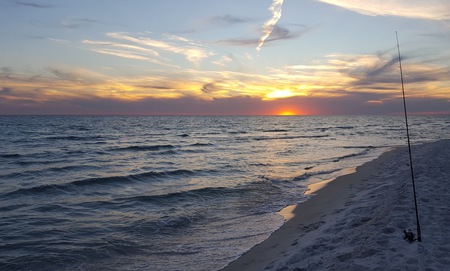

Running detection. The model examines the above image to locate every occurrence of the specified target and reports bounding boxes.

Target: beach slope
[221,139,450,270]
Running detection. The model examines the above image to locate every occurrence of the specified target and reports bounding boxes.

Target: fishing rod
[395,31,422,242]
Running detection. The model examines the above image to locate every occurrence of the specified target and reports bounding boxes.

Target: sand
[221,139,450,271]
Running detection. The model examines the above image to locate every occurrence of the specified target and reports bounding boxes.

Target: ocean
[1,115,449,271]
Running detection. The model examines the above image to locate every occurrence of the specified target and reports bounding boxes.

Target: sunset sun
[279,111,296,116]
[277,109,300,116]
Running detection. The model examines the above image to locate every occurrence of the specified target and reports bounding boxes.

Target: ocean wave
[314,125,356,132]
[158,150,178,155]
[15,159,58,166]
[254,135,329,141]
[68,125,92,131]
[0,164,99,179]
[332,148,371,162]
[114,144,176,152]
[0,203,28,212]
[123,186,235,205]
[342,145,379,149]
[228,131,248,134]
[190,143,213,147]
[1,183,72,198]
[45,135,105,141]
[71,169,196,187]
[262,129,289,133]
[1,169,196,198]
[180,143,214,154]
[48,164,101,173]
[292,168,342,181]
[249,162,272,167]
[335,126,355,129]
[132,212,207,235]
[0,153,21,158]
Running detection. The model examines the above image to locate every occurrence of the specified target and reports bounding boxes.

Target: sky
[1,0,450,115]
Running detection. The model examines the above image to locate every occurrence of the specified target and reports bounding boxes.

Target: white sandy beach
[221,139,450,271]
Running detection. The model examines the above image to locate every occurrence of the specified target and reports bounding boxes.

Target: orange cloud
[2,48,449,115]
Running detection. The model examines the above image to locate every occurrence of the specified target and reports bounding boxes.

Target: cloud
[59,18,103,29]
[212,55,233,67]
[0,66,114,103]
[2,47,450,115]
[135,85,172,90]
[365,57,398,78]
[48,68,79,82]
[217,24,310,48]
[265,25,312,43]
[0,67,14,78]
[82,40,160,56]
[201,82,222,94]
[28,17,111,32]
[318,0,450,20]
[90,48,160,63]
[268,49,450,104]
[82,32,216,66]
[0,87,13,95]
[10,0,55,8]
[103,32,215,64]
[217,37,260,47]
[257,0,284,51]
[207,15,253,25]
[108,33,212,63]
[82,39,171,66]
[332,51,450,94]
[46,67,110,85]
[47,38,70,44]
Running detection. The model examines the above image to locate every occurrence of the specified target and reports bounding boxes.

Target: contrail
[257,0,284,51]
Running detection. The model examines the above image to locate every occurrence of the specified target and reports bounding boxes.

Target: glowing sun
[278,110,298,116]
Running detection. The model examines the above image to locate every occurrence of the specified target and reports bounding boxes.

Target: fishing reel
[403,228,416,243]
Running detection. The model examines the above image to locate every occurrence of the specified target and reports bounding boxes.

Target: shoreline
[220,148,395,271]
[220,139,450,270]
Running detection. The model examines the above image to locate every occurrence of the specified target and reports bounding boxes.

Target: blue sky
[1,0,450,115]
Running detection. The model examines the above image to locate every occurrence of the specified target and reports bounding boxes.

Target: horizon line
[1,112,449,117]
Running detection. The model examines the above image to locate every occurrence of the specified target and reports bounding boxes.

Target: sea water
[0,115,449,271]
